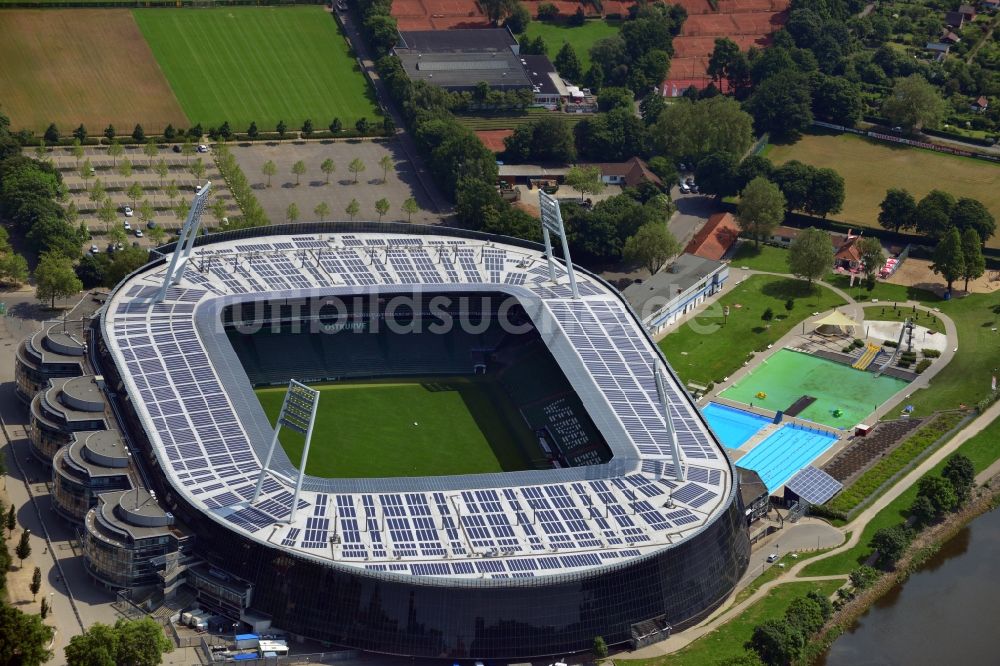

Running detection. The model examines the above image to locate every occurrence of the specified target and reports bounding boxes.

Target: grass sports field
[255,377,540,479]
[0,10,188,132]
[522,19,620,72]
[764,132,1000,248]
[133,7,378,129]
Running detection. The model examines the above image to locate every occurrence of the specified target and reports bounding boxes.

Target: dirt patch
[0,10,188,133]
[475,129,514,153]
[887,257,1000,295]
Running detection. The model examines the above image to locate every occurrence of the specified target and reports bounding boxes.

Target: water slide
[874,318,910,377]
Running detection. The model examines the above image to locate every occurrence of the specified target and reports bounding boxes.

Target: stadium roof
[101,226,734,581]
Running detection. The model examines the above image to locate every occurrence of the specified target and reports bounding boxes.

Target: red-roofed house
[685,212,741,261]
[972,95,989,113]
[595,157,664,189]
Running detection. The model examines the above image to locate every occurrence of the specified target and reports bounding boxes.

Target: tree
[104,124,116,141]
[593,636,608,659]
[745,69,814,139]
[0,254,29,286]
[276,120,288,139]
[181,139,195,164]
[163,124,176,141]
[286,203,300,223]
[5,503,15,537]
[909,493,938,527]
[916,475,959,518]
[503,116,576,163]
[108,225,127,248]
[959,228,985,292]
[148,224,166,246]
[869,525,912,569]
[708,37,741,86]
[784,596,825,636]
[88,178,105,204]
[34,139,47,161]
[35,252,83,309]
[301,118,314,138]
[805,167,844,217]
[882,74,946,131]
[0,605,54,666]
[40,599,49,621]
[943,453,976,503]
[247,121,259,142]
[857,237,885,282]
[97,198,118,232]
[131,124,145,142]
[72,124,87,143]
[653,96,754,164]
[348,158,366,183]
[788,227,833,284]
[398,197,419,222]
[154,159,169,186]
[209,198,227,226]
[849,565,880,590]
[138,200,155,229]
[761,307,774,327]
[71,139,85,166]
[503,1,530,33]
[329,118,343,134]
[554,43,583,81]
[878,188,916,232]
[30,566,41,601]
[107,140,124,168]
[736,155,772,191]
[127,182,143,208]
[564,165,605,202]
[80,158,94,185]
[695,153,739,199]
[812,74,863,126]
[806,590,833,622]
[745,619,805,666]
[346,198,360,221]
[382,114,396,136]
[262,160,277,187]
[356,117,369,134]
[950,198,996,242]
[481,0,519,25]
[142,139,158,166]
[320,158,335,184]
[737,177,786,246]
[717,653,765,666]
[15,529,31,565]
[931,226,965,293]
[314,201,331,222]
[118,158,132,179]
[66,618,172,666]
[623,223,680,274]
[378,154,394,183]
[291,160,306,186]
[44,123,59,143]
[165,180,179,203]
[914,190,955,238]
[375,197,391,221]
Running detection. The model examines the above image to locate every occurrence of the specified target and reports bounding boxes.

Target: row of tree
[877,187,996,241]
[740,588,835,666]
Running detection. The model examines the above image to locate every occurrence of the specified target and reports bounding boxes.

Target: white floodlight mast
[537,191,580,299]
[654,365,686,482]
[155,182,211,302]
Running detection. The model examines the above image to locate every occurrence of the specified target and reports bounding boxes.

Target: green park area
[522,19,620,73]
[133,7,379,129]
[659,274,846,386]
[862,304,946,335]
[255,377,537,479]
[763,132,1000,249]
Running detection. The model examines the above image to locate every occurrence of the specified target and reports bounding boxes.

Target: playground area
[719,349,909,429]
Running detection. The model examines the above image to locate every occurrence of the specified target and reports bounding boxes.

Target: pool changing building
[48,221,749,659]
[623,254,730,335]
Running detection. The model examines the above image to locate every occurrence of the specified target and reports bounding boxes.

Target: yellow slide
[853,343,881,370]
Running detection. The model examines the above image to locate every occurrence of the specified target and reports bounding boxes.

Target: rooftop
[685,212,741,260]
[396,28,518,54]
[397,52,532,90]
[101,226,734,581]
[622,253,727,315]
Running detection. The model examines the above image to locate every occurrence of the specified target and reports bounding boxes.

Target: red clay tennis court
[475,130,514,153]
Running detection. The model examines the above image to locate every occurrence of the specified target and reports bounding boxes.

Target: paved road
[667,190,717,249]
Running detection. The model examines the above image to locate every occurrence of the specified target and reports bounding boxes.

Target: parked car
[195,184,205,195]
[767,553,779,563]
[123,220,131,231]
[197,144,209,153]
[172,144,181,153]
[90,244,99,254]
[123,206,133,217]
[678,181,691,194]
[135,229,143,238]
[147,220,157,229]
[685,177,699,193]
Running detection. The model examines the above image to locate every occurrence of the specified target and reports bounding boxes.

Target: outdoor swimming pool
[720,349,908,428]
[701,402,772,448]
[735,424,839,491]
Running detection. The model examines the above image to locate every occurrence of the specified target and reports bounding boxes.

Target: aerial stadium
[86,207,749,658]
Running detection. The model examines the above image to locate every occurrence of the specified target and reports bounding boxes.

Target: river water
[819,507,1000,666]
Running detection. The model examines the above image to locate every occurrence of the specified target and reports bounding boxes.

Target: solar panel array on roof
[785,466,843,505]
[102,231,734,579]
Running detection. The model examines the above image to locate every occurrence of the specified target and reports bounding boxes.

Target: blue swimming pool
[736,424,839,492]
[701,402,772,449]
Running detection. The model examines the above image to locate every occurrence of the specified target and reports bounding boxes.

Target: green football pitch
[132,7,379,129]
[255,377,541,478]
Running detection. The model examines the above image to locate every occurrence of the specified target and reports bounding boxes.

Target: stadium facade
[62,222,747,658]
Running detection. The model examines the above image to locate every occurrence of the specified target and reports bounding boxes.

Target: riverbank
[806,472,1000,663]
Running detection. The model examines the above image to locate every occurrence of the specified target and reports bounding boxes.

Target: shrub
[922,348,941,358]
[883,340,898,348]
[842,346,854,353]
[915,359,932,374]
[705,382,714,392]
[537,1,559,19]
[852,338,864,347]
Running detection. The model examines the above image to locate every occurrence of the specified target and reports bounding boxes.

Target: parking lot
[228,139,444,226]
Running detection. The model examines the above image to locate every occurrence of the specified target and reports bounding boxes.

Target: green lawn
[801,413,1000,577]
[255,377,538,478]
[133,7,378,129]
[659,275,846,386]
[862,305,946,335]
[622,580,843,666]
[825,274,938,304]
[522,19,620,73]
[730,243,791,274]
[455,109,590,131]
[763,131,1000,249]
